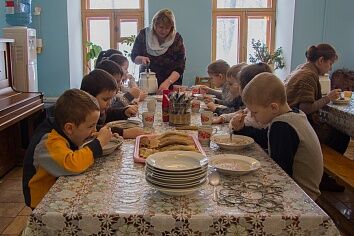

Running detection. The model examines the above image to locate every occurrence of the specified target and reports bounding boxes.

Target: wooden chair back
[195,76,214,88]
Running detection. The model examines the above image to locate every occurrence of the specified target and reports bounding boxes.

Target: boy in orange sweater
[23,89,112,208]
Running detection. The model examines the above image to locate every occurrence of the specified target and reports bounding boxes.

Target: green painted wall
[1,0,354,96]
[148,0,212,86]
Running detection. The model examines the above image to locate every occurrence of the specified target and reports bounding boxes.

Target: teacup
[191,99,201,113]
[191,86,200,95]
[141,112,154,128]
[198,125,217,146]
[147,98,157,112]
[201,111,215,125]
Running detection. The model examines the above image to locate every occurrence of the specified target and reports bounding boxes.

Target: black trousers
[325,128,350,154]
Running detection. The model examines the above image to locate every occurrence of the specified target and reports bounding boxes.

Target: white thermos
[319,74,330,95]
[139,69,158,94]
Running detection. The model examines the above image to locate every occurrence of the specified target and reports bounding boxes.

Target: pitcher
[139,69,158,94]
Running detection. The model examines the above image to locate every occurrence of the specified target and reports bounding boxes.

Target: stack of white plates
[145,151,208,196]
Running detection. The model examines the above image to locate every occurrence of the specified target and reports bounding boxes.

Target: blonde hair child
[232,72,323,200]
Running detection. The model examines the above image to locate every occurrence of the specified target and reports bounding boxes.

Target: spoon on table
[209,171,221,202]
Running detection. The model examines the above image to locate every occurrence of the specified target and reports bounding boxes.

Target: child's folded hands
[125,105,139,117]
[230,110,247,131]
[212,116,225,124]
[123,127,146,139]
[129,87,141,99]
[198,85,209,94]
[206,102,217,112]
[203,96,214,104]
[139,91,148,101]
[96,126,113,147]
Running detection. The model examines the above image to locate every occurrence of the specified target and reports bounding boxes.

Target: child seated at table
[80,69,145,138]
[96,59,139,113]
[109,54,147,101]
[199,59,232,105]
[214,62,271,129]
[208,63,247,116]
[95,48,122,67]
[23,89,113,209]
[231,72,323,200]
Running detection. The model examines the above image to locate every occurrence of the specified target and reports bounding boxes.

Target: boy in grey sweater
[231,72,323,200]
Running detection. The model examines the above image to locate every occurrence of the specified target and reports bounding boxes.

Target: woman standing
[131,9,186,92]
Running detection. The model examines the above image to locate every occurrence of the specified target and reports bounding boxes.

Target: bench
[321,144,354,190]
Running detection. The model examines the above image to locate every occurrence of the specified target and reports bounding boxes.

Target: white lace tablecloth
[23,101,339,235]
[322,98,354,137]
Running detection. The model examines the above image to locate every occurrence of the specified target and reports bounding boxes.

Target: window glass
[247,17,269,63]
[120,20,138,38]
[89,0,140,9]
[87,18,110,69]
[88,18,110,50]
[216,16,239,65]
[117,19,139,79]
[212,0,275,63]
[82,0,143,74]
[217,0,270,8]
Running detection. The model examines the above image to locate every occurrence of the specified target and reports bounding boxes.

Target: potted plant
[85,41,102,71]
[121,35,136,57]
[249,39,285,70]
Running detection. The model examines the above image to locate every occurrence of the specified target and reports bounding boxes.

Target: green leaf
[85,41,102,71]
[248,39,285,70]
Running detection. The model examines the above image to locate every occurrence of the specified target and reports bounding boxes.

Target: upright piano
[0,38,44,176]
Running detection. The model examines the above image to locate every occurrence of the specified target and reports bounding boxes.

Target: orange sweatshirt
[23,118,102,208]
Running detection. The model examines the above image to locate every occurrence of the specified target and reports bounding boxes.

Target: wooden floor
[0,140,353,235]
[0,167,31,235]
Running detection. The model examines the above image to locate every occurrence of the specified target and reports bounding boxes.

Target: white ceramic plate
[102,136,124,155]
[146,151,208,171]
[106,120,142,129]
[145,169,207,183]
[210,154,261,175]
[146,175,207,189]
[146,181,206,196]
[332,97,351,105]
[193,94,216,100]
[146,165,208,177]
[211,134,254,150]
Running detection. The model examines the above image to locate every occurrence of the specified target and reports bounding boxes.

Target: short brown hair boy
[235,72,323,200]
[242,72,287,107]
[238,62,272,90]
[226,63,248,80]
[23,88,112,208]
[54,89,99,130]
[80,69,118,97]
[207,59,230,76]
[96,60,124,79]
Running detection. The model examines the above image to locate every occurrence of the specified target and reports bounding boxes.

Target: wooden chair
[195,76,214,88]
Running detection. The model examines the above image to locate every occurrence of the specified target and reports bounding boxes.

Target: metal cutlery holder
[169,102,191,126]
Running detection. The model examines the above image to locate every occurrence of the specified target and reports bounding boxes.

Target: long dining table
[23,99,340,235]
[321,97,354,137]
